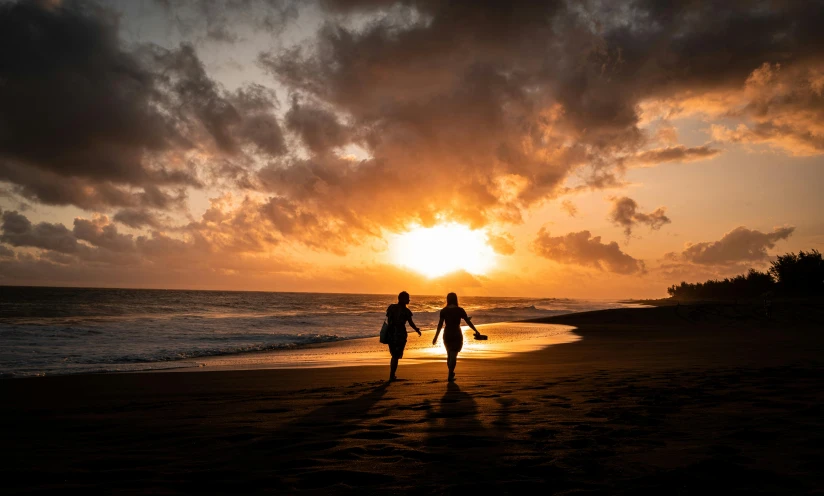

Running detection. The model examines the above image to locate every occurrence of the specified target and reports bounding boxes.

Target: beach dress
[386,303,413,359]
[440,305,468,354]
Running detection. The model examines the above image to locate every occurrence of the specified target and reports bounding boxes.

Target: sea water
[0,287,636,377]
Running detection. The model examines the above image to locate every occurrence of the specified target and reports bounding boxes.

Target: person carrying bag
[384,291,421,381]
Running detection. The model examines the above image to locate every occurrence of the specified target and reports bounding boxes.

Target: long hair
[446,292,458,306]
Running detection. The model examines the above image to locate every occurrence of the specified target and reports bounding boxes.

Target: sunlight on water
[0,287,637,377]
[188,323,580,370]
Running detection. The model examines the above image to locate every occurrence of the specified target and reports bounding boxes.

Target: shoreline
[168,322,581,373]
[1,300,646,379]
[2,302,822,493]
[0,320,584,379]
[0,297,810,379]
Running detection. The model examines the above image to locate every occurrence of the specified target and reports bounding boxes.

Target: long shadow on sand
[236,382,395,491]
[421,383,510,491]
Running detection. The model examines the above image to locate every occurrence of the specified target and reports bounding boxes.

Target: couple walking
[385,291,481,382]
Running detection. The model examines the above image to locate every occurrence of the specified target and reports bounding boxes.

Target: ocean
[0,287,637,377]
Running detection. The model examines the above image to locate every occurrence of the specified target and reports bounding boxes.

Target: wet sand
[2,302,823,494]
[187,322,579,370]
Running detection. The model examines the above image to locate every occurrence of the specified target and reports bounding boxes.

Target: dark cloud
[113,209,162,229]
[0,244,14,258]
[2,0,822,265]
[257,2,609,228]
[608,196,671,237]
[0,240,303,290]
[73,216,136,252]
[0,208,306,280]
[630,145,722,167]
[532,228,645,274]
[0,1,284,212]
[258,196,358,253]
[1,211,79,254]
[285,99,350,154]
[681,226,795,265]
[231,84,287,155]
[153,0,298,44]
[0,1,174,179]
[251,0,823,237]
[0,0,197,209]
[0,163,178,210]
[150,45,286,156]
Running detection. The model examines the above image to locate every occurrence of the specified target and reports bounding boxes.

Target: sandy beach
[2,302,823,494]
[3,1,822,494]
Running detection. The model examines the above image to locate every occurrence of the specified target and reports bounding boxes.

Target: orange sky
[0,1,822,298]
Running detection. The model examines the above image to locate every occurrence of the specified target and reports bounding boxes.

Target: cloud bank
[0,0,821,292]
[608,197,671,237]
[3,0,821,240]
[532,229,645,275]
[680,226,796,265]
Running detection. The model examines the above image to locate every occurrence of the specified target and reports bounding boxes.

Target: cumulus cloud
[285,99,350,154]
[2,0,823,277]
[149,46,287,156]
[486,233,515,256]
[680,226,795,265]
[257,5,605,227]
[645,62,824,156]
[719,62,824,155]
[608,197,671,237]
[1,211,79,254]
[532,228,645,274]
[248,0,824,242]
[258,196,358,253]
[0,208,307,281]
[0,1,284,211]
[73,216,136,252]
[0,1,188,208]
[113,209,162,229]
[0,244,15,258]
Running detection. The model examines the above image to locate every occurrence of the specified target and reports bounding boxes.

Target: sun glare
[390,224,497,278]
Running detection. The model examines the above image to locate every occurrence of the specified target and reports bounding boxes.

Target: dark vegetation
[667,250,824,301]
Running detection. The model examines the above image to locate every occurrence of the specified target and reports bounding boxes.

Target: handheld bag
[379,319,390,344]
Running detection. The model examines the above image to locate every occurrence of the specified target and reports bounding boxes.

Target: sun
[389,223,497,278]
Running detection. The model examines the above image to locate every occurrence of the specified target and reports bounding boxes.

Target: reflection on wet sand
[189,323,580,371]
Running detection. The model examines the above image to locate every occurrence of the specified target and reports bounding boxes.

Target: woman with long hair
[432,292,480,382]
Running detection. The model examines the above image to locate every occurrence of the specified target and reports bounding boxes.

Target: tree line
[667,250,824,300]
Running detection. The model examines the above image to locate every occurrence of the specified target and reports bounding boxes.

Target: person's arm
[432,315,444,345]
[463,310,480,336]
[407,311,421,336]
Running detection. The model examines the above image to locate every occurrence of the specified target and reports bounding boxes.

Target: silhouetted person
[432,292,480,382]
[386,291,421,381]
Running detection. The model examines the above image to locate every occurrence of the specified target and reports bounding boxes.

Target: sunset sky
[0,0,822,298]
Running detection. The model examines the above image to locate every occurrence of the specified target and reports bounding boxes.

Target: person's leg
[390,356,399,380]
[447,351,457,380]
